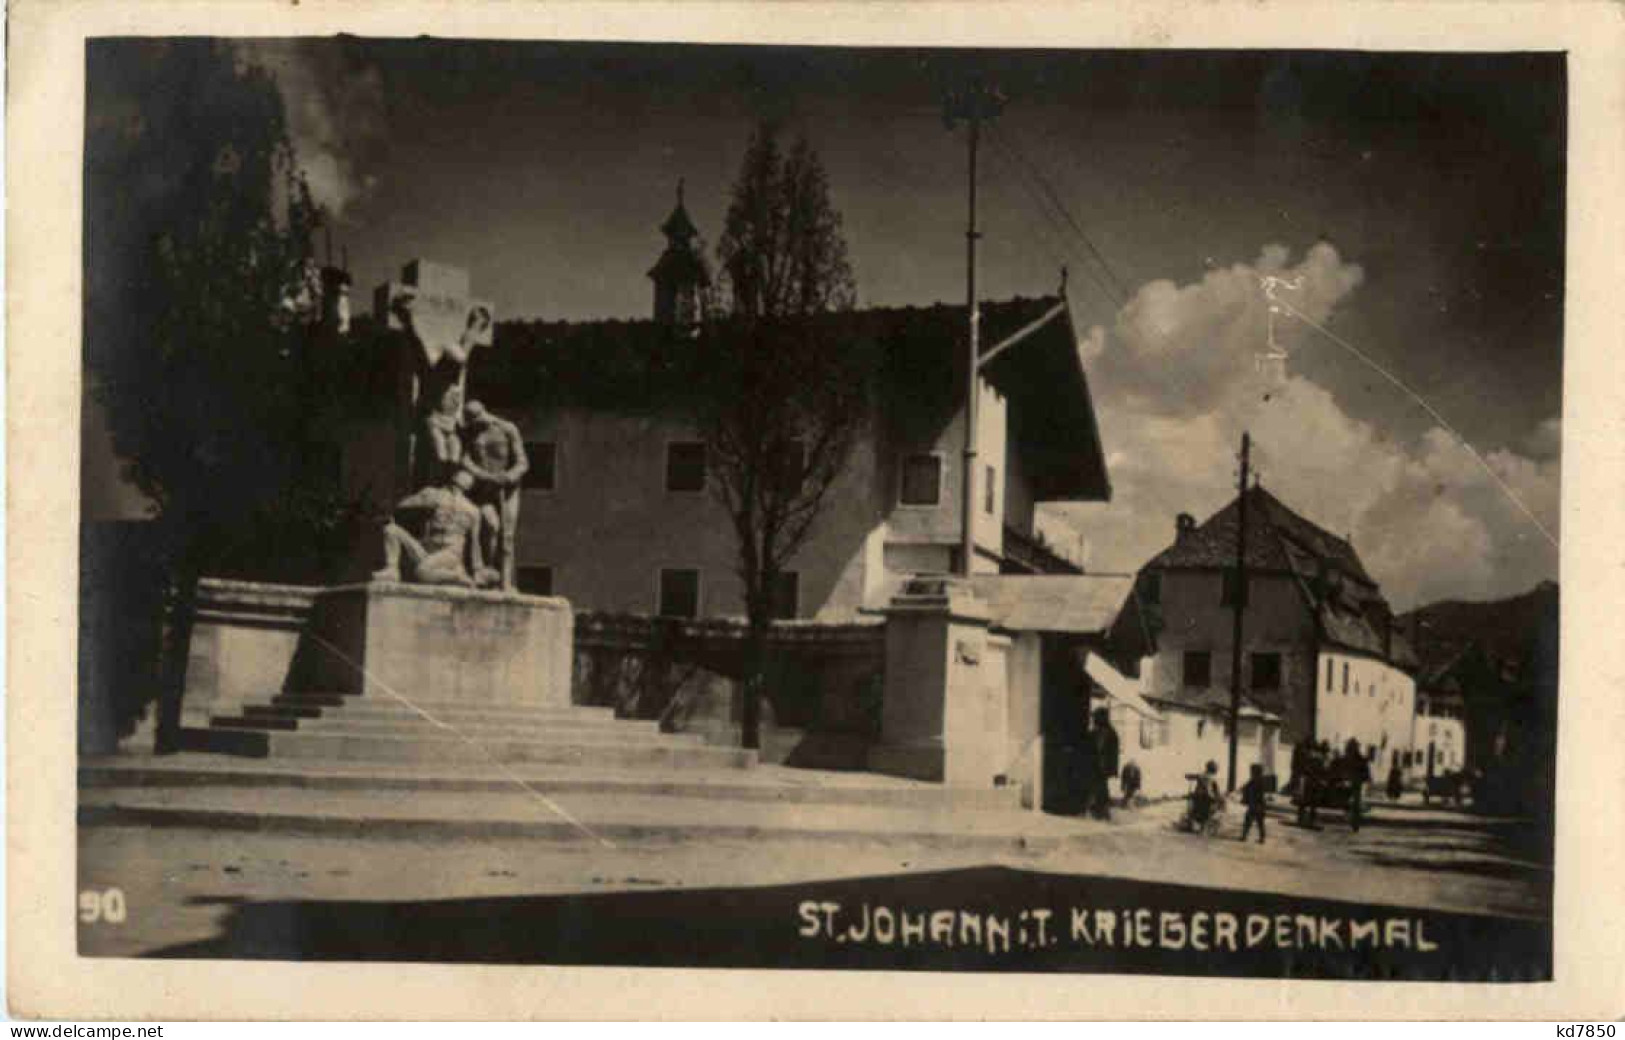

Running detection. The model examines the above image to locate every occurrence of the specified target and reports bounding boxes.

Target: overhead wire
[987,135,1124,312]
[988,123,1133,306]
[1268,293,1560,551]
[972,104,1558,556]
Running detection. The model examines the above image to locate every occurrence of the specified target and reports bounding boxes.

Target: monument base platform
[181,578,574,733]
[307,580,573,708]
[156,577,743,768]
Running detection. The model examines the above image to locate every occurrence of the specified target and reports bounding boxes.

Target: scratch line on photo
[1272,295,1559,551]
[301,629,617,849]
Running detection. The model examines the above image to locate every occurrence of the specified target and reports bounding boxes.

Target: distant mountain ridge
[1400,580,1559,685]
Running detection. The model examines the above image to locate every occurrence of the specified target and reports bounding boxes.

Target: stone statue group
[372,297,530,592]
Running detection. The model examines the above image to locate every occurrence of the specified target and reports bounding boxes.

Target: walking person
[1288,737,1311,800]
[1088,707,1120,821]
[1343,738,1372,832]
[1239,762,1269,844]
[1119,760,1142,809]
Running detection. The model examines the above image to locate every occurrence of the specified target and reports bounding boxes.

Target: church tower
[647,179,709,326]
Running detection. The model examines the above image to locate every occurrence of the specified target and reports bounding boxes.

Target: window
[769,571,800,620]
[516,566,554,597]
[984,464,997,515]
[1325,657,1334,692]
[1183,650,1211,688]
[658,569,700,617]
[1251,652,1281,690]
[900,454,943,506]
[1342,661,1350,694]
[665,442,706,492]
[1221,569,1248,607]
[522,442,557,490]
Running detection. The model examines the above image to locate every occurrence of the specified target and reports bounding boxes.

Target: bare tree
[695,123,873,749]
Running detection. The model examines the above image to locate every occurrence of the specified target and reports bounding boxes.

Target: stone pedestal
[177,578,574,740]
[307,581,573,707]
[868,576,1009,786]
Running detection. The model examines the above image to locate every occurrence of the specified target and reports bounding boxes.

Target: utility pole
[1227,431,1251,792]
[944,81,1005,577]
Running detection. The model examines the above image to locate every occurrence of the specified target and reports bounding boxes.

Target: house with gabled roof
[447,191,1112,623]
[1113,484,1420,786]
[305,188,1128,791]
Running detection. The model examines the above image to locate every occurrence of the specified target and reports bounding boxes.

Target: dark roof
[470,294,1111,502]
[1144,485,1413,670]
[870,295,1110,501]
[1149,485,1373,585]
[660,201,699,241]
[1002,523,1084,575]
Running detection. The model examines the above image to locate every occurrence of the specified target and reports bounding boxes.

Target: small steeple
[649,178,709,326]
[661,178,699,242]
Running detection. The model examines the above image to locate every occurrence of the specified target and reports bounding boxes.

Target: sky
[86,40,1564,610]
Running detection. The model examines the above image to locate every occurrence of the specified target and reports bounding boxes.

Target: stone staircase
[198,692,757,771]
[89,691,1034,848]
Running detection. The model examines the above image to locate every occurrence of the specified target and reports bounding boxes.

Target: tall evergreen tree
[84,40,326,747]
[697,123,873,749]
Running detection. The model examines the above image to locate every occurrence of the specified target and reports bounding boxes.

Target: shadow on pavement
[1352,851,1552,882]
[133,865,1550,980]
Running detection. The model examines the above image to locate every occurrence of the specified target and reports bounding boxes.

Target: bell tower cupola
[648,179,709,326]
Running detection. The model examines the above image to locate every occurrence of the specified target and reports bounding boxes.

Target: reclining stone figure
[372,469,500,589]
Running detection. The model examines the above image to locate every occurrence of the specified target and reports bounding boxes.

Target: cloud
[1053,243,1559,610]
[237,41,387,219]
[1522,416,1562,461]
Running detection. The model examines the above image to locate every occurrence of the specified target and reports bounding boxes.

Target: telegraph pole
[1227,432,1251,792]
[944,82,1005,577]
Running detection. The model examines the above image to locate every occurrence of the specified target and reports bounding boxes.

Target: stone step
[211,715,702,745]
[255,730,757,770]
[79,757,1027,811]
[237,702,666,734]
[77,783,1059,851]
[265,694,617,721]
[245,703,638,730]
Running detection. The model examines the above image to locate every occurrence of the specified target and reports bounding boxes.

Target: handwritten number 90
[78,888,126,924]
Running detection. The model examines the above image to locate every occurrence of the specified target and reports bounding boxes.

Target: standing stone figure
[390,288,494,493]
[372,469,499,588]
[460,400,529,591]
[417,381,465,491]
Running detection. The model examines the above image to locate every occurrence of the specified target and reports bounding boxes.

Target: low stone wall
[183,579,323,729]
[573,613,886,768]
